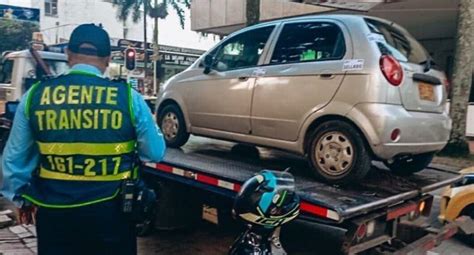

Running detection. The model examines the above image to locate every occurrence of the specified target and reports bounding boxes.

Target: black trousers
[35,199,137,255]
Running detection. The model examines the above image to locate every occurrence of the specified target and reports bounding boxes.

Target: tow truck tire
[158,104,190,148]
[384,153,434,176]
[459,205,474,247]
[308,120,371,184]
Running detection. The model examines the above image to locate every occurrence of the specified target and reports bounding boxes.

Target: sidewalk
[0,223,37,255]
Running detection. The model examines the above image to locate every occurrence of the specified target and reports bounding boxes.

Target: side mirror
[203,55,214,75]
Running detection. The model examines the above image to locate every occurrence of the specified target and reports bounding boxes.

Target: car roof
[235,14,393,34]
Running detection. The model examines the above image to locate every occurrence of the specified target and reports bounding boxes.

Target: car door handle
[320,73,335,79]
[238,76,249,81]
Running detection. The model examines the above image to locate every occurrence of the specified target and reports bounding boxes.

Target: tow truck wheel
[158,104,190,148]
[459,205,474,247]
[384,153,434,176]
[308,120,371,184]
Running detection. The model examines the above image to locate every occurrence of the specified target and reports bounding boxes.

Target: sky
[157,8,218,51]
[0,0,219,51]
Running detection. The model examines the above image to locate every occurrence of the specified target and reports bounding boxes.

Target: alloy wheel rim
[315,131,354,176]
[162,112,179,140]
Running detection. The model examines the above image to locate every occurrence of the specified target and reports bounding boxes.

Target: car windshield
[365,18,430,65]
[0,59,14,83]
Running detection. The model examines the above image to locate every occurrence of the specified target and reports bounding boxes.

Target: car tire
[384,153,434,176]
[158,104,190,148]
[308,120,372,184]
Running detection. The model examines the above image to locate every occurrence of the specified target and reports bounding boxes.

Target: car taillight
[380,55,403,86]
[356,223,367,240]
[443,78,451,97]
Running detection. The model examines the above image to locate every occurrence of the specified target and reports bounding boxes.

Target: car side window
[270,22,345,64]
[212,26,275,72]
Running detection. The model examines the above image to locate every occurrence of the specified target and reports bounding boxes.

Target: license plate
[418,82,435,101]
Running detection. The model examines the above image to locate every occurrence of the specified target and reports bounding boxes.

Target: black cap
[68,24,111,57]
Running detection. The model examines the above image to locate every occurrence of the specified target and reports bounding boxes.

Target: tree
[246,0,260,26]
[445,0,473,155]
[0,20,39,54]
[112,0,190,28]
[112,0,190,94]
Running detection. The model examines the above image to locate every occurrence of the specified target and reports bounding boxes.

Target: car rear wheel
[308,120,372,184]
[158,104,190,148]
[384,153,434,176]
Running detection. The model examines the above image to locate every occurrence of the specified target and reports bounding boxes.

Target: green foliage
[0,19,39,54]
[112,0,190,29]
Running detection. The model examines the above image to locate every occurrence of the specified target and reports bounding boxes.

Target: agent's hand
[18,205,37,225]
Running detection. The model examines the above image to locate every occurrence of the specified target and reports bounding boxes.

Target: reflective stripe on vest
[37,140,136,156]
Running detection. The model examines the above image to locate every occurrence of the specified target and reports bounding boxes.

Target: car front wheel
[158,104,190,148]
[384,152,434,176]
[308,120,372,184]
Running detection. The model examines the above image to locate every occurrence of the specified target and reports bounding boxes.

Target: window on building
[270,22,346,64]
[210,26,275,72]
[45,0,58,16]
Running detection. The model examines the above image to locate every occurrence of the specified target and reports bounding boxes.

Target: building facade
[0,0,154,44]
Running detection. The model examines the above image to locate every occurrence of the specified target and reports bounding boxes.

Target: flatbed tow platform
[143,137,463,254]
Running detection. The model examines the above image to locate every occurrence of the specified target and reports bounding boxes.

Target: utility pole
[446,0,473,155]
[246,0,260,26]
[55,21,60,44]
[143,1,149,81]
[153,0,159,95]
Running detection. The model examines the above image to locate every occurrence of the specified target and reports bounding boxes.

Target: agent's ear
[101,56,111,67]
[65,49,75,67]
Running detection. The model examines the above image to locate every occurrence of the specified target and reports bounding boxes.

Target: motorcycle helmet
[233,170,300,228]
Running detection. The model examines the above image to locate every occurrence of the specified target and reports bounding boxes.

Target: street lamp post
[153,0,159,96]
[143,0,148,83]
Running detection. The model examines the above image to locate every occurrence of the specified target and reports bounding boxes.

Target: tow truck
[0,39,467,255]
[142,136,464,254]
[0,47,68,150]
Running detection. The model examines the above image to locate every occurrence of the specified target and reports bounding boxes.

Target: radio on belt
[121,180,135,213]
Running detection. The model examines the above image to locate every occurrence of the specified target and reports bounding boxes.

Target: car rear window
[365,18,429,64]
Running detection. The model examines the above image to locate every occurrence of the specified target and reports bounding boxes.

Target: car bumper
[348,103,451,160]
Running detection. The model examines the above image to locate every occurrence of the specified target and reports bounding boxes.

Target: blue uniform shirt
[1,64,166,206]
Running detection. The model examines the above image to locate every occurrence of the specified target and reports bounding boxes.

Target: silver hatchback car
[156,14,451,184]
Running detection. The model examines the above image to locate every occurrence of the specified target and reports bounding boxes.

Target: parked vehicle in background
[0,50,68,107]
[439,167,474,246]
[0,50,68,150]
[156,14,451,184]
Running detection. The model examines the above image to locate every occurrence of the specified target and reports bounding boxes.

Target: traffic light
[124,48,136,71]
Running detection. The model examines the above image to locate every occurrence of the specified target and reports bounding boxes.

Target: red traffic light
[124,48,136,71]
